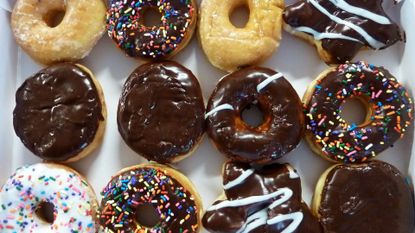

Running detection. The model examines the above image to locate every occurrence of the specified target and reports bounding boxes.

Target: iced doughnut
[0,163,99,232]
[313,160,414,233]
[117,61,205,164]
[199,0,284,72]
[106,0,197,59]
[203,161,323,233]
[206,67,304,164]
[98,163,202,232]
[304,62,414,163]
[283,0,402,64]
[11,0,106,65]
[13,63,107,163]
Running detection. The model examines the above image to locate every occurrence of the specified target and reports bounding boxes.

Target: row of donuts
[11,0,403,70]
[12,61,414,165]
[1,159,413,232]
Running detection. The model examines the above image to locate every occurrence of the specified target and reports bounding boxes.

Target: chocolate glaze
[203,162,322,233]
[318,161,415,233]
[206,67,304,164]
[117,61,205,163]
[283,0,402,64]
[13,63,104,161]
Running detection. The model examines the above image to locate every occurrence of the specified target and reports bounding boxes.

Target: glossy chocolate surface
[203,162,322,233]
[13,63,104,161]
[206,67,304,164]
[118,61,205,163]
[284,0,402,63]
[318,161,415,233]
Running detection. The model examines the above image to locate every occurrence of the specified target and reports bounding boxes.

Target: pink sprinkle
[318,116,327,126]
[347,150,357,156]
[375,90,383,98]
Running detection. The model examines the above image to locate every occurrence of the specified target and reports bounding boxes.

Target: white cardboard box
[1,0,414,232]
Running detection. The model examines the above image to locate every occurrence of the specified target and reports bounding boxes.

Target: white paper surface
[1,2,414,233]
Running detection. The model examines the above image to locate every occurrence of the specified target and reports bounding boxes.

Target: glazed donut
[283,0,402,64]
[98,163,202,232]
[203,161,322,233]
[198,0,284,72]
[13,63,107,163]
[304,62,414,163]
[106,0,197,59]
[312,160,414,233]
[117,61,205,164]
[0,163,99,232]
[11,0,106,65]
[206,67,304,164]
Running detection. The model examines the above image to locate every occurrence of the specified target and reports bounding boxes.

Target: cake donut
[203,161,323,233]
[199,0,284,72]
[283,0,402,64]
[118,62,205,164]
[206,67,304,164]
[0,163,99,232]
[98,163,202,233]
[11,0,106,65]
[106,0,197,59]
[13,63,107,163]
[313,160,414,233]
[304,62,414,163]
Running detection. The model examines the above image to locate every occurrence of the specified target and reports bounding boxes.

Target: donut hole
[134,203,161,228]
[35,201,56,224]
[142,7,163,27]
[229,4,250,28]
[42,9,66,28]
[340,97,370,126]
[241,103,264,128]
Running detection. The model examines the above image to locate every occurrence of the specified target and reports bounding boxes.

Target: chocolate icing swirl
[117,61,205,163]
[318,160,415,233]
[13,63,104,161]
[203,162,322,233]
[283,0,402,63]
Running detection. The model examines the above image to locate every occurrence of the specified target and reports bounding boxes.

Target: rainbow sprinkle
[106,0,195,58]
[306,61,414,163]
[99,166,199,233]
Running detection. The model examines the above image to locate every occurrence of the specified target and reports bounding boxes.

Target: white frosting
[267,212,304,233]
[0,163,97,233]
[256,73,284,93]
[293,26,361,42]
[223,169,255,190]
[328,0,391,25]
[205,103,234,119]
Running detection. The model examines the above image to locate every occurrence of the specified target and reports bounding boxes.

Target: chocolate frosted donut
[13,63,106,162]
[313,160,415,233]
[118,61,205,163]
[206,67,304,164]
[304,62,414,163]
[283,0,402,64]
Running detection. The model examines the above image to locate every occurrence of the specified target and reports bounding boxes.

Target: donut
[206,67,304,164]
[13,63,107,163]
[11,0,106,65]
[98,163,202,232]
[304,61,414,163]
[199,0,284,72]
[118,61,205,164]
[106,0,197,59]
[0,163,99,232]
[312,160,414,233]
[203,161,322,233]
[283,0,402,64]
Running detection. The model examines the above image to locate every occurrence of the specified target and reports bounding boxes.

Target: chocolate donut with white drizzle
[202,162,322,233]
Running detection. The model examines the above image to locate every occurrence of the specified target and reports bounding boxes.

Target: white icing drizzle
[307,0,386,49]
[256,73,284,93]
[267,212,304,233]
[293,26,361,43]
[205,103,234,119]
[328,0,391,25]
[223,169,255,190]
[286,166,300,179]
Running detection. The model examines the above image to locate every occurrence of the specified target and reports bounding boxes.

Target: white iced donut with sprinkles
[0,163,98,232]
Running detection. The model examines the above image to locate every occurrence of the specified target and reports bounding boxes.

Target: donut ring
[0,163,99,232]
[304,62,414,163]
[198,0,284,72]
[11,0,106,65]
[106,0,197,59]
[206,67,304,164]
[98,163,202,232]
